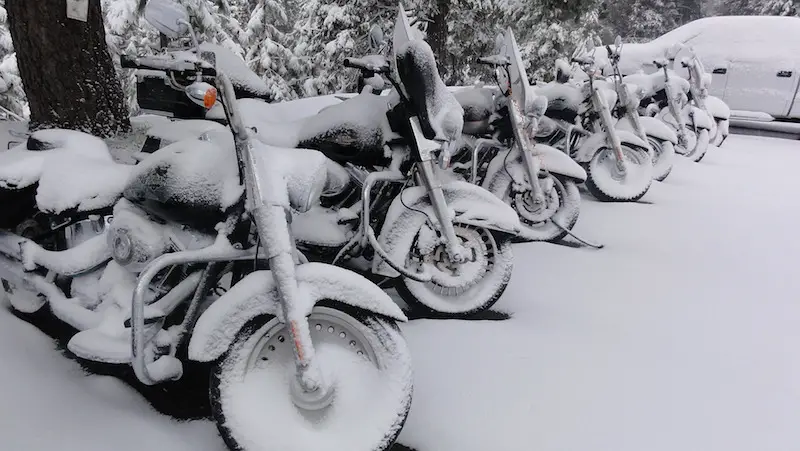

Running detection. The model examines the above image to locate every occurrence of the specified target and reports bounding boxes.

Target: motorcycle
[673,45,731,148]
[449,28,589,244]
[535,39,654,202]
[247,5,521,318]
[624,50,714,163]
[604,36,678,182]
[0,1,414,450]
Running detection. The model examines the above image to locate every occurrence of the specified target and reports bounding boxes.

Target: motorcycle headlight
[110,230,133,264]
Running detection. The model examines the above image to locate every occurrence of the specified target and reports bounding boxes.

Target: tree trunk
[6,0,130,137]
[426,0,451,82]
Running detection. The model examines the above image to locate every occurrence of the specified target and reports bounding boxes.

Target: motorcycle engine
[106,199,216,273]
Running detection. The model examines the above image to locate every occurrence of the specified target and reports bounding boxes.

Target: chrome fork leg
[417,160,468,263]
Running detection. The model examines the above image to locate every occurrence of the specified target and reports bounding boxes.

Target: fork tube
[416,160,465,260]
[594,86,625,163]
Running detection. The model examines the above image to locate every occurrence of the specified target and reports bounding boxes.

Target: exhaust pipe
[0,251,101,330]
[0,230,110,276]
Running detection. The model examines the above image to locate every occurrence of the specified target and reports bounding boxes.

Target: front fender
[372,180,521,278]
[574,130,648,163]
[187,263,406,362]
[637,116,678,144]
[705,96,731,120]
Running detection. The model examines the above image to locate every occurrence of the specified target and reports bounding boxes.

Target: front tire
[397,225,513,318]
[585,145,653,202]
[211,303,413,451]
[647,137,675,182]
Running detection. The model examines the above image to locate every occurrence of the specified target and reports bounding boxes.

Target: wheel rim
[512,176,561,226]
[589,146,652,199]
[221,307,408,451]
[677,128,697,155]
[412,225,495,297]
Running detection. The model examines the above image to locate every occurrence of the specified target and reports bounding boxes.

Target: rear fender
[637,116,678,144]
[482,146,586,186]
[188,263,406,362]
[372,180,521,278]
[573,130,648,163]
[705,96,731,120]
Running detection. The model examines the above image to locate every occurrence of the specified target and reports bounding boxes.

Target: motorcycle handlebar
[119,55,217,77]
[477,55,511,67]
[343,57,389,74]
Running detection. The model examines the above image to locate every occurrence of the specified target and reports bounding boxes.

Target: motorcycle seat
[394,39,464,142]
[454,87,495,123]
[247,91,393,167]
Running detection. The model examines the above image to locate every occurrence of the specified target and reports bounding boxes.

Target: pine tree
[243,0,300,100]
[291,0,397,96]
[761,0,799,16]
[600,0,680,42]
[508,0,603,82]
[0,0,26,118]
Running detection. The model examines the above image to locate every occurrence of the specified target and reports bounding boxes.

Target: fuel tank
[122,139,244,231]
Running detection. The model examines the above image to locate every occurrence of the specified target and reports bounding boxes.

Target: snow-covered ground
[2,133,800,451]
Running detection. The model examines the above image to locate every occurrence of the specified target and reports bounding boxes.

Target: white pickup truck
[595,16,800,123]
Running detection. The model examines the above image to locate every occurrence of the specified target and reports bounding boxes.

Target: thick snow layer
[3,134,800,451]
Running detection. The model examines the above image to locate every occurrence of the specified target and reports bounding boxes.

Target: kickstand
[551,220,605,249]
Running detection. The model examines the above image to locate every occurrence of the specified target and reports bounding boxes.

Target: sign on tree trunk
[66,0,89,22]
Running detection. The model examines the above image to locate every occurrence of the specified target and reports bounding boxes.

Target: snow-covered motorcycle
[674,46,731,148]
[604,37,677,181]
[247,6,521,318]
[0,2,414,450]
[624,51,714,162]
[535,40,653,202]
[450,28,588,243]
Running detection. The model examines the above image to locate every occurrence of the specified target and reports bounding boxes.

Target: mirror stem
[178,19,200,53]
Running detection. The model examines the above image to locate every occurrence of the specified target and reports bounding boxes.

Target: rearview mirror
[144,0,190,39]
[368,24,384,52]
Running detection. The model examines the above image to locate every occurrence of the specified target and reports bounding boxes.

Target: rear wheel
[211,303,413,451]
[585,145,652,202]
[397,225,513,318]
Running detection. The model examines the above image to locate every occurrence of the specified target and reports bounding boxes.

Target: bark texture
[6,0,130,136]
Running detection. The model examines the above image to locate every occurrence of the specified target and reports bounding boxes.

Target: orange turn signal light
[204,87,218,109]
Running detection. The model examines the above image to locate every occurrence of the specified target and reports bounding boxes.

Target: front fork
[507,101,546,205]
[594,86,627,173]
[665,82,690,146]
[416,159,469,263]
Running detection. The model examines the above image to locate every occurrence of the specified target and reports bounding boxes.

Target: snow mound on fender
[36,153,132,213]
[0,129,113,189]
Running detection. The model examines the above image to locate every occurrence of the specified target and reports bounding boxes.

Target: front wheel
[585,145,653,202]
[211,303,413,451]
[647,137,675,182]
[687,128,710,162]
[510,175,581,243]
[397,225,513,318]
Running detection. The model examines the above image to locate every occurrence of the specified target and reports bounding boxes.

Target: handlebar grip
[343,58,358,69]
[477,57,493,65]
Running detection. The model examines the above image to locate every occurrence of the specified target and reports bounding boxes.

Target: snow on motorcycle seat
[0,129,131,221]
[454,87,495,136]
[395,39,464,143]
[246,92,393,167]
